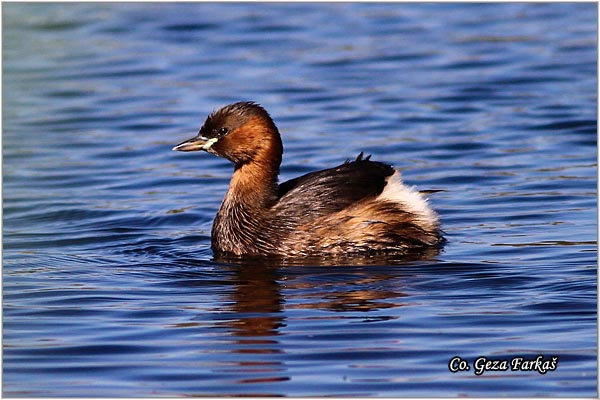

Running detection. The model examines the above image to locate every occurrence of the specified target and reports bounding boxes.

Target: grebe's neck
[211,153,281,256]
[225,157,280,210]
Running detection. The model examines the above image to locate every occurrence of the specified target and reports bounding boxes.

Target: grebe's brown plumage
[173,101,443,257]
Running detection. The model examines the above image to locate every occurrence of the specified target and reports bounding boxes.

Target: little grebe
[173,102,443,257]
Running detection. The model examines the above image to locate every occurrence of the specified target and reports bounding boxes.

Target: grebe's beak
[172,136,218,152]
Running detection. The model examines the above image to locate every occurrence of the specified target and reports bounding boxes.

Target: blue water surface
[2,2,597,397]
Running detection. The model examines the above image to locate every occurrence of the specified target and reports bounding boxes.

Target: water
[2,2,597,397]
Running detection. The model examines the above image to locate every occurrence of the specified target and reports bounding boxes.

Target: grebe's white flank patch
[378,170,439,229]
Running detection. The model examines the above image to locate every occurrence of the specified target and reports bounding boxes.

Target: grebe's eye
[218,127,229,136]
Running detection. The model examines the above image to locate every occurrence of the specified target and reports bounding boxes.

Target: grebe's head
[173,101,282,167]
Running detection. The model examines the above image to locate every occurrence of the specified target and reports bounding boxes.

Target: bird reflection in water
[210,250,439,392]
[214,260,288,390]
